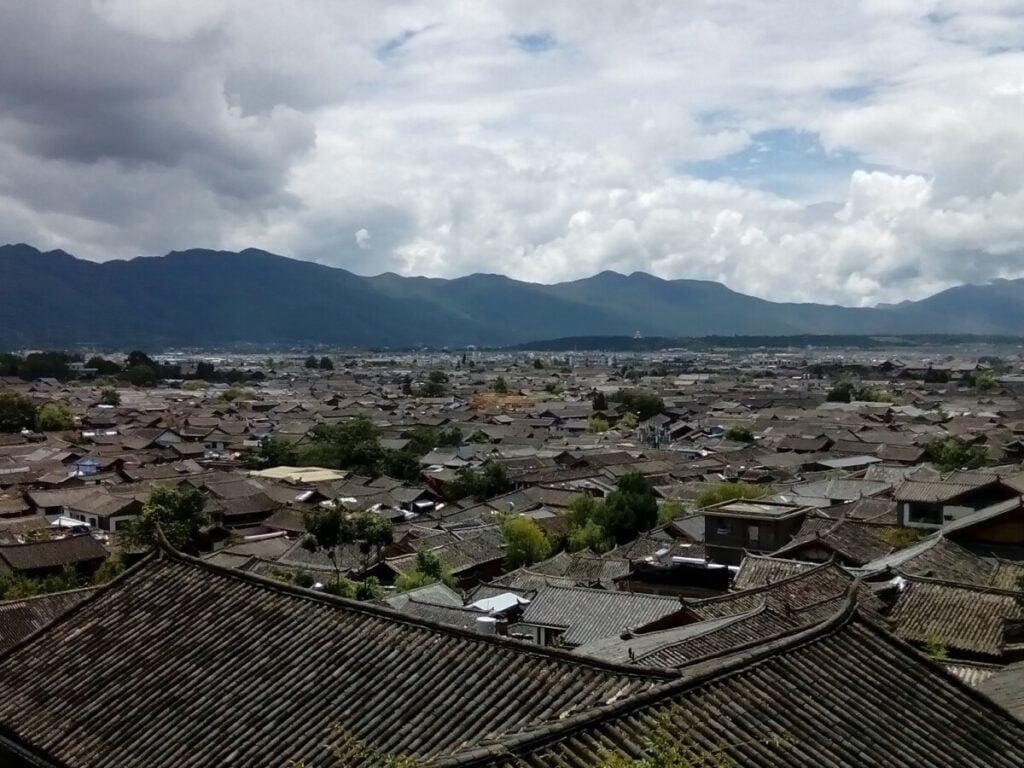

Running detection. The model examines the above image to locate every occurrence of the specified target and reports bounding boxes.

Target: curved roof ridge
[427,589,861,767]
[152,531,677,679]
[691,557,848,604]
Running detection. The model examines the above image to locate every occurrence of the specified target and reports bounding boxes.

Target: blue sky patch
[512,32,556,53]
[680,129,886,200]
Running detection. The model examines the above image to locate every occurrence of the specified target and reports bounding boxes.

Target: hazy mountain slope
[1,244,1021,346]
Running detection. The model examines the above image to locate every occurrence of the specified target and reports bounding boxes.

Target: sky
[1,1,1023,307]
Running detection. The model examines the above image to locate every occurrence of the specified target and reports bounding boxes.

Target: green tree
[123,485,208,553]
[922,435,989,471]
[87,356,122,376]
[194,361,217,380]
[589,415,610,433]
[445,463,514,502]
[353,510,393,571]
[0,390,36,432]
[826,381,855,403]
[35,402,74,432]
[493,375,509,394]
[395,549,456,591]
[724,424,754,443]
[305,355,319,369]
[319,356,335,371]
[244,436,300,469]
[126,350,156,369]
[502,515,550,569]
[592,391,609,411]
[974,369,997,392]
[568,518,612,553]
[532,358,545,369]
[610,389,665,420]
[601,472,659,544]
[299,417,383,474]
[302,506,355,584]
[122,364,157,387]
[99,388,121,406]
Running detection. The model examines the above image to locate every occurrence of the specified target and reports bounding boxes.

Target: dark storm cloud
[0,3,314,208]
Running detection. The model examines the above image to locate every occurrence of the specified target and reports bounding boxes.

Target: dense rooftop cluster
[2,344,1024,765]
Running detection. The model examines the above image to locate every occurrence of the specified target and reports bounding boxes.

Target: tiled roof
[979,660,1024,719]
[731,554,818,590]
[690,561,885,620]
[0,587,98,652]
[520,584,682,646]
[471,600,1024,767]
[0,547,671,767]
[859,534,997,587]
[632,603,801,668]
[888,577,1023,658]
[0,534,108,573]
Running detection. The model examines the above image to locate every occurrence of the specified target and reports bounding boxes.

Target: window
[715,520,733,536]
[906,502,943,526]
[748,525,760,545]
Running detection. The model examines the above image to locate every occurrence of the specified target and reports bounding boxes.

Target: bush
[610,389,665,420]
[36,402,74,432]
[724,425,754,442]
[502,516,550,569]
[588,416,610,433]
[99,388,121,406]
[922,436,989,471]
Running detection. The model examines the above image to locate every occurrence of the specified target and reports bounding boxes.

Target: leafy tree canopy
[123,485,208,553]
[0,390,36,433]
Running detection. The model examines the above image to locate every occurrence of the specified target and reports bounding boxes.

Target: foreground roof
[454,600,1024,767]
[0,545,670,767]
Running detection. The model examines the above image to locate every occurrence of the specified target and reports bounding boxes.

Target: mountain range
[1,243,1022,348]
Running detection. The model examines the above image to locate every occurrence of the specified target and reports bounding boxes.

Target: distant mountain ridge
[1,243,1022,347]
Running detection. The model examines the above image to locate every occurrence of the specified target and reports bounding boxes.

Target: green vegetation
[445,463,514,502]
[723,424,754,443]
[35,402,74,432]
[827,381,893,403]
[305,355,318,368]
[610,389,665,420]
[695,482,774,509]
[395,549,456,591]
[922,435,989,471]
[879,526,921,550]
[0,390,36,432]
[589,415,610,433]
[592,391,609,411]
[99,387,121,406]
[418,370,449,397]
[319,356,335,371]
[243,416,446,483]
[492,375,509,394]
[973,369,997,392]
[501,515,551,569]
[301,506,394,583]
[0,564,82,601]
[216,386,256,403]
[566,473,659,553]
[923,633,948,660]
[122,485,208,553]
[658,501,685,525]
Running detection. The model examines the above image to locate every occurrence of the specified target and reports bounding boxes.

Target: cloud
[0,0,1022,306]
